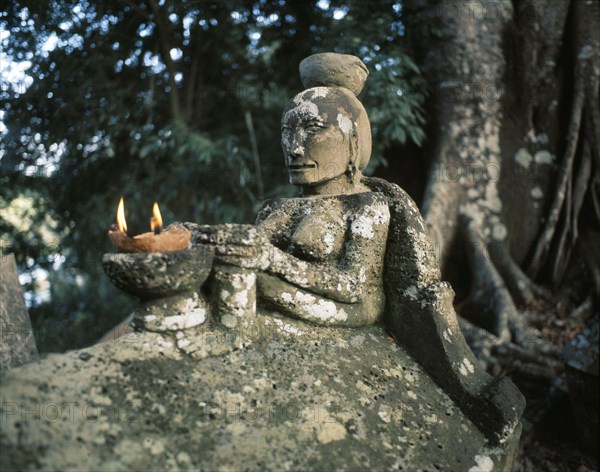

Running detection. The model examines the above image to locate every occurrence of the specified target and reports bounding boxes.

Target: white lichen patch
[492,223,507,241]
[351,214,376,238]
[291,95,319,116]
[163,309,206,330]
[402,286,419,301]
[467,188,480,199]
[143,437,165,455]
[221,314,237,329]
[382,367,403,379]
[468,455,494,472]
[281,291,348,322]
[350,203,390,239]
[233,289,249,310]
[531,187,544,199]
[356,380,373,394]
[515,148,533,169]
[534,150,554,165]
[484,182,503,213]
[295,291,316,304]
[323,232,335,254]
[176,452,192,465]
[378,409,392,423]
[443,328,453,343]
[305,299,348,322]
[316,421,346,444]
[423,414,438,424]
[404,371,417,383]
[225,422,247,436]
[459,357,475,376]
[281,323,304,336]
[220,289,231,302]
[336,113,353,135]
[405,226,439,284]
[232,272,256,290]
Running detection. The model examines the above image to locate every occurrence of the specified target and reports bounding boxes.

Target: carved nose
[289,136,304,158]
[291,144,304,157]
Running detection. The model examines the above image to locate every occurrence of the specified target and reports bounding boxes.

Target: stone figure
[1,53,525,470]
[204,53,388,328]
[106,52,524,446]
[187,53,524,446]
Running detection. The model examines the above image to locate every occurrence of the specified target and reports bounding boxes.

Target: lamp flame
[150,202,163,234]
[117,197,128,233]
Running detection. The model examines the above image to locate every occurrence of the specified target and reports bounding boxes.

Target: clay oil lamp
[102,198,214,333]
[107,198,191,253]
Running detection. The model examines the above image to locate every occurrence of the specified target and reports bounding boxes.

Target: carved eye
[306,123,324,133]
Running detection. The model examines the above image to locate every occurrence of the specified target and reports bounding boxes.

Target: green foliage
[1,0,426,352]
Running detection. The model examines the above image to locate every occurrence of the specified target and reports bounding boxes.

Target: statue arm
[259,200,390,304]
[265,245,362,303]
[257,272,380,326]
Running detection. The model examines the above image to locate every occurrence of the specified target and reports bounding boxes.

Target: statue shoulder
[255,197,293,225]
[361,177,428,234]
[361,177,416,207]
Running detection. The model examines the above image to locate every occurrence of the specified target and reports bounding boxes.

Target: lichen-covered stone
[0,254,38,371]
[0,52,525,470]
[102,248,213,299]
[300,52,369,96]
[0,318,519,471]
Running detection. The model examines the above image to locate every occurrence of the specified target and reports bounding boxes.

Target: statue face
[281,88,356,187]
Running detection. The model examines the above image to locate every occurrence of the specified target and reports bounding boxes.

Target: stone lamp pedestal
[102,248,214,332]
[190,224,262,333]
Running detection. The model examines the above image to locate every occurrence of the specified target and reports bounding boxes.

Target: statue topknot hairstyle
[287,53,372,171]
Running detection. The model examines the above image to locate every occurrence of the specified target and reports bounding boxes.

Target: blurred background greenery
[1,0,426,352]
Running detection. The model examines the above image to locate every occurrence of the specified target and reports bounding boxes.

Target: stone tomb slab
[0,319,512,471]
[0,254,38,371]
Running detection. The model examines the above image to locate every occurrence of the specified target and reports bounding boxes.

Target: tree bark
[404,0,600,342]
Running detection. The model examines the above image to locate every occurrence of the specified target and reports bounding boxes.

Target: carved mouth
[288,163,317,170]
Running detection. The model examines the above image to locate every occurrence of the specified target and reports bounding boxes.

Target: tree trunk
[404,0,600,343]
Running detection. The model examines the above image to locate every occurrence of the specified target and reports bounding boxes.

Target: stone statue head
[281,53,372,189]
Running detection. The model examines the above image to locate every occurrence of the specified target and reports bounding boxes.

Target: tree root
[457,222,524,343]
[489,241,552,306]
[458,316,563,382]
[528,71,583,276]
[528,0,599,279]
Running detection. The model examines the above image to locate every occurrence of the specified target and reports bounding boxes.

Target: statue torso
[257,191,389,265]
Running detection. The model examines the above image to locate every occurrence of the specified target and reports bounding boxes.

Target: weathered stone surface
[0,52,525,470]
[102,247,214,333]
[364,176,525,445]
[0,254,38,371]
[0,317,518,471]
[102,247,213,299]
[300,52,369,96]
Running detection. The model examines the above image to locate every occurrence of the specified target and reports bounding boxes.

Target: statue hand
[193,224,271,270]
[212,241,271,271]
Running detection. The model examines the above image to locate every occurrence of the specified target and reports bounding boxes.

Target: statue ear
[350,129,359,163]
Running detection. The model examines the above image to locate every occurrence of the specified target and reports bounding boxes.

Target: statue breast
[289,211,346,261]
